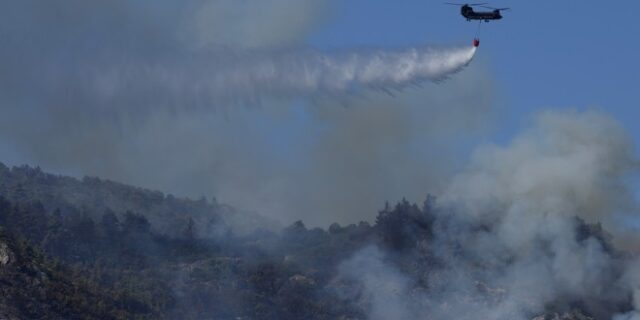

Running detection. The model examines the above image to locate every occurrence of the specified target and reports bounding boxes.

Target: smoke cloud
[0,0,493,226]
[335,246,415,320]
[337,109,640,319]
[443,109,639,244]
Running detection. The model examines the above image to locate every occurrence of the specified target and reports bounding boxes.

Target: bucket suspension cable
[472,20,482,47]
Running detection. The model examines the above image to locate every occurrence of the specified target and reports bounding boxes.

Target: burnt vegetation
[0,163,629,319]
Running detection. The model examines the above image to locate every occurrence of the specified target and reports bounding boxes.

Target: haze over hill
[1,1,640,319]
[1,108,640,319]
[0,161,277,237]
[0,0,492,227]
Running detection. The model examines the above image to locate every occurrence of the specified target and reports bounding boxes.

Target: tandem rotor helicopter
[445,3,510,22]
[445,3,509,47]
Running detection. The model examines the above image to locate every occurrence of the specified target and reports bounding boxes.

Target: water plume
[86,45,477,104]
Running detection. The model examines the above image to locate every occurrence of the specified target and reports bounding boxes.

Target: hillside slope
[0,162,276,237]
[0,162,632,319]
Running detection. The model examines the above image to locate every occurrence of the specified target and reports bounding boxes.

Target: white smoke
[443,109,637,236]
[335,246,415,320]
[337,109,640,320]
[434,109,638,319]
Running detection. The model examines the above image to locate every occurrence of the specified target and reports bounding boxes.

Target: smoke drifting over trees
[1,137,639,318]
[334,110,640,320]
[1,1,640,319]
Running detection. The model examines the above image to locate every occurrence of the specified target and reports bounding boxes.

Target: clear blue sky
[310,1,640,146]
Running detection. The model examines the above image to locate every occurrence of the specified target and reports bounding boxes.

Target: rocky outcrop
[0,230,147,319]
[0,242,11,266]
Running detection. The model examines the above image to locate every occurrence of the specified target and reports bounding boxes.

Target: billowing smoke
[0,0,492,226]
[443,109,639,246]
[337,109,640,319]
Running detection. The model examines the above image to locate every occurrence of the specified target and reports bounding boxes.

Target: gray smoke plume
[337,109,640,319]
[0,0,493,227]
[335,246,415,320]
[443,109,639,245]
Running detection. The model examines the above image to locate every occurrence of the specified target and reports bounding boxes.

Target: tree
[0,196,10,226]
[41,209,64,255]
[9,201,48,244]
[122,211,150,235]
[375,198,433,251]
[183,217,196,240]
[100,208,120,238]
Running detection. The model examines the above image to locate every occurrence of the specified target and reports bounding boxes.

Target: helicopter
[445,3,509,22]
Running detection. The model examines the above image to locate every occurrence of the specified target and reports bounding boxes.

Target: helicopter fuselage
[461,5,503,21]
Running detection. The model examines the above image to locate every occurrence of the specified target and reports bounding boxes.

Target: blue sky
[310,1,640,146]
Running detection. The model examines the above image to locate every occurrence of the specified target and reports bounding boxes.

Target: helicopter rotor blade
[478,5,510,10]
[444,2,488,6]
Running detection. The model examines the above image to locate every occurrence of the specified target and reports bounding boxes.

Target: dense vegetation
[0,163,619,319]
[0,163,431,319]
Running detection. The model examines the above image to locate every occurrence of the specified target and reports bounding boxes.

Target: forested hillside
[0,163,277,238]
[0,163,627,319]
